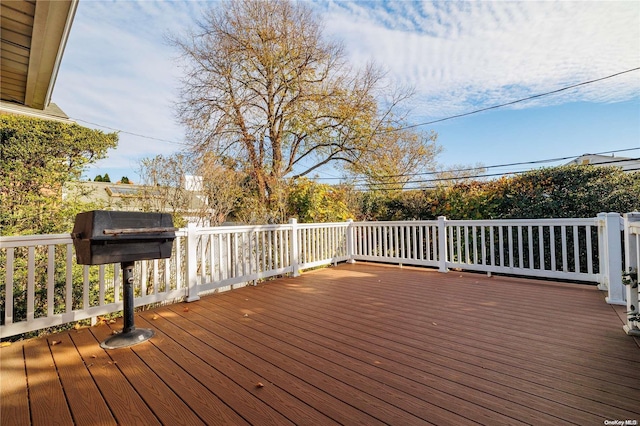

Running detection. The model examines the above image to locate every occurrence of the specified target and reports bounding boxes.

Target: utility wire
[397,67,640,131]
[367,156,640,186]
[356,156,640,191]
[70,118,189,146]
[317,147,640,181]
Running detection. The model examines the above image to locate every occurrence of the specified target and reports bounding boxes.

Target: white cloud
[318,1,640,118]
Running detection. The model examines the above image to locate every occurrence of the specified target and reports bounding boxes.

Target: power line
[368,156,640,187]
[314,147,640,182]
[355,156,640,191]
[398,67,640,131]
[70,117,189,146]
[426,148,639,175]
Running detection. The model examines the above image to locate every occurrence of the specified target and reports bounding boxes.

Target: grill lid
[71,210,176,265]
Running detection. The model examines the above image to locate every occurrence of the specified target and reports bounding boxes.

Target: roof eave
[0,100,74,124]
[24,0,79,110]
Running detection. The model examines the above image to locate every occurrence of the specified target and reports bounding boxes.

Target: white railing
[623,213,640,336]
[1,214,627,338]
[186,220,350,298]
[297,221,350,270]
[444,218,601,281]
[0,231,188,337]
[349,216,619,287]
[188,222,294,297]
[351,221,441,268]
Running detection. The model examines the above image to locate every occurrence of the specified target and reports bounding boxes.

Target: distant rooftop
[565,153,639,172]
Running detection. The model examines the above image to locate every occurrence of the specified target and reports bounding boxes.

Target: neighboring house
[63,181,149,211]
[565,154,640,172]
[63,180,215,226]
[0,0,78,122]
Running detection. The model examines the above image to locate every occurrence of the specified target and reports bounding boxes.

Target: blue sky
[52,0,640,184]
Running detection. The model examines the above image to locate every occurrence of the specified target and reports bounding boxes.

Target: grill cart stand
[100,261,155,349]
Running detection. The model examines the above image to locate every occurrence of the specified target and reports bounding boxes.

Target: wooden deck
[2,263,639,425]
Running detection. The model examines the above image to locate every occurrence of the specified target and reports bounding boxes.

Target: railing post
[185,223,200,302]
[597,220,607,291]
[438,216,448,273]
[624,212,640,274]
[598,212,624,305]
[623,212,640,336]
[346,219,356,264]
[289,218,300,277]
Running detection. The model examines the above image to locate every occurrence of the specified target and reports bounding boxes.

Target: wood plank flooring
[2,263,639,425]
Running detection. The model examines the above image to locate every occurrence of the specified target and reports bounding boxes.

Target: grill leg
[122,261,136,333]
[100,261,155,349]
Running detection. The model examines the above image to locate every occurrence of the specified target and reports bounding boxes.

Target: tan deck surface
[2,263,639,425]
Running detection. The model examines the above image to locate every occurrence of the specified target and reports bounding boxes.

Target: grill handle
[102,227,177,236]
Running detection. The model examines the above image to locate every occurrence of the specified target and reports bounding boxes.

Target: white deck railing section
[0,213,630,338]
[188,220,350,298]
[444,218,601,281]
[297,222,350,270]
[623,213,640,336]
[352,221,441,268]
[0,231,188,337]
[191,224,293,295]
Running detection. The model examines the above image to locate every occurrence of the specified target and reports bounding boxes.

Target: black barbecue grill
[71,210,176,349]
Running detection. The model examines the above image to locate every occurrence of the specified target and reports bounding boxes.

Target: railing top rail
[195,222,354,235]
[353,220,439,227]
[444,217,599,226]
[0,233,73,248]
[194,223,293,235]
[298,222,350,229]
[1,231,190,249]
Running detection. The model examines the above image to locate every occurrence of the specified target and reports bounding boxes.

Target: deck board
[212,273,624,424]
[215,285,622,423]
[47,332,116,426]
[158,303,387,425]
[2,263,639,425]
[126,316,252,426]
[68,324,161,426]
[0,342,30,425]
[202,296,527,425]
[88,324,207,426]
[134,311,298,426]
[23,338,74,425]
[179,300,466,425]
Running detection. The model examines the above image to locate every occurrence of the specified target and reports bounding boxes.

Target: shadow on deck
[2,263,639,425]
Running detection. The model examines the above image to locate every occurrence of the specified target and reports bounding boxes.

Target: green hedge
[373,165,640,220]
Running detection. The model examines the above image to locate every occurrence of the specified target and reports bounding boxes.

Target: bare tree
[433,163,487,187]
[347,127,442,191]
[137,154,196,225]
[172,0,438,211]
[196,153,247,225]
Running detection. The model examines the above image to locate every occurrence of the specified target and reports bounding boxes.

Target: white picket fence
[1,213,635,339]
